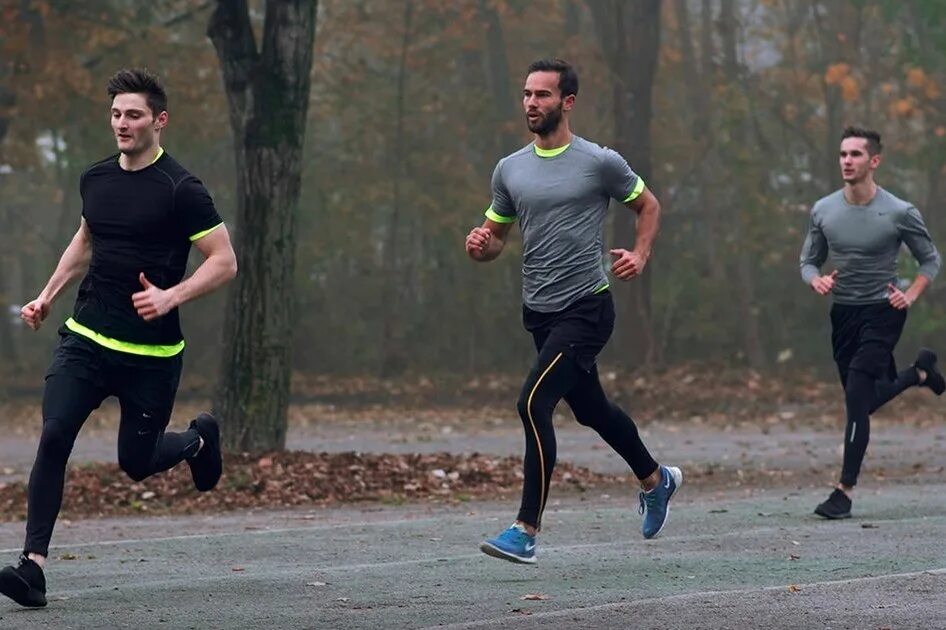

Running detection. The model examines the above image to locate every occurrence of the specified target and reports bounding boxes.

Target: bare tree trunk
[589,0,661,367]
[812,1,862,194]
[0,81,15,368]
[0,84,12,149]
[209,0,317,452]
[380,0,414,376]
[480,0,520,157]
[0,0,47,371]
[719,0,765,369]
[909,2,946,238]
[675,0,722,282]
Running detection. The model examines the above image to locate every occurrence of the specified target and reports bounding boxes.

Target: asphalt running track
[1,481,944,629]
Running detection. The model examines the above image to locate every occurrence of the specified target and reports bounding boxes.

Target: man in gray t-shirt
[799,126,943,520]
[485,134,645,312]
[464,58,681,565]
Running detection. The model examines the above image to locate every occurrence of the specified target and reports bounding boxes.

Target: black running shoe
[0,555,47,608]
[814,488,852,519]
[914,348,945,395]
[186,412,222,492]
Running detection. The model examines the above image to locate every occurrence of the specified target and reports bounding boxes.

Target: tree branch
[255,0,316,147]
[207,0,259,139]
[83,1,216,69]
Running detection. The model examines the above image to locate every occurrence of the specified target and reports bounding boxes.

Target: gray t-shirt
[486,135,643,313]
[799,187,941,304]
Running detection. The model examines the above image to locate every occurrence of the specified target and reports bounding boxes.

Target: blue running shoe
[480,523,537,564]
[639,465,683,539]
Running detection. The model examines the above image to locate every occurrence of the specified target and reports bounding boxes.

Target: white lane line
[3,508,943,555]
[422,568,946,629]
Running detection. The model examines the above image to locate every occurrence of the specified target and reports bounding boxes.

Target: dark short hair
[526,58,579,98]
[841,126,882,155]
[107,68,167,116]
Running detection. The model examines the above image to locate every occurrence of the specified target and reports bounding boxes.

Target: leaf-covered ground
[2,449,941,523]
[0,451,622,521]
[1,364,942,522]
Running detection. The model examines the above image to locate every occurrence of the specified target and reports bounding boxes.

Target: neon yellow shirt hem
[65,317,185,358]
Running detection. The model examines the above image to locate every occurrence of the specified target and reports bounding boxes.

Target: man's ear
[562,94,576,112]
[154,110,169,131]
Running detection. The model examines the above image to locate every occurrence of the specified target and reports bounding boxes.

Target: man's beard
[527,103,563,136]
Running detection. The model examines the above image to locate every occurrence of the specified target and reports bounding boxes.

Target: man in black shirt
[0,69,237,607]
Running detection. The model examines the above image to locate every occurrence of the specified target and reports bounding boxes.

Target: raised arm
[21,218,92,331]
[800,210,827,283]
[132,225,238,321]
[892,205,941,307]
[800,210,837,295]
[465,219,513,263]
[610,187,660,280]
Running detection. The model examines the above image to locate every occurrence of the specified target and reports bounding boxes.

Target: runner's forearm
[905,274,931,304]
[167,252,237,308]
[38,231,92,304]
[476,236,506,262]
[631,196,660,259]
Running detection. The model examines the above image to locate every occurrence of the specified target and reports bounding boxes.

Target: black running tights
[24,374,200,556]
[516,348,658,529]
[840,367,919,487]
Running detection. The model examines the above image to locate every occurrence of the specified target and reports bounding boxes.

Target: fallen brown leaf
[0,451,620,522]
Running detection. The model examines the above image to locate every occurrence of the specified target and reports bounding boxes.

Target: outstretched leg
[24,374,108,558]
[565,366,681,538]
[1,373,107,609]
[514,347,585,530]
[872,348,944,412]
[479,348,583,565]
[840,369,874,488]
[870,368,918,413]
[564,365,657,480]
[114,355,201,483]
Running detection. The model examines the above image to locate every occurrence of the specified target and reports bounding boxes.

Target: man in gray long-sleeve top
[800,126,943,520]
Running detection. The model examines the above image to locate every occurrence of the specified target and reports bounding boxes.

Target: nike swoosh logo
[137,429,151,436]
[524,543,536,552]
[142,413,152,419]
[664,475,671,489]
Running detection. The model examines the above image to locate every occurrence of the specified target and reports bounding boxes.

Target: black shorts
[523,291,615,372]
[46,331,183,421]
[830,302,906,386]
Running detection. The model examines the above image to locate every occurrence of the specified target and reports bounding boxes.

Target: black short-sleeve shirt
[72,151,223,347]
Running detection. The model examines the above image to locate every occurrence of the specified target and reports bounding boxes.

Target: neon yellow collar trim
[117,146,164,167]
[533,143,570,158]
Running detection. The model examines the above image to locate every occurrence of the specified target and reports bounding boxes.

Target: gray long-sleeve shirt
[799,187,941,304]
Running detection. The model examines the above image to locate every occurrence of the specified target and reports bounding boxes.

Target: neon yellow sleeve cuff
[622,177,646,203]
[189,222,224,242]
[485,206,516,224]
